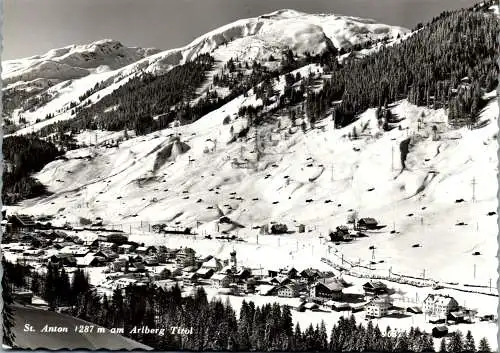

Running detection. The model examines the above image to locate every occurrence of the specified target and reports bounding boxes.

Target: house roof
[256,284,276,295]
[433,326,448,332]
[407,306,423,313]
[211,273,230,281]
[13,215,35,226]
[301,268,321,277]
[59,245,89,256]
[277,283,298,292]
[363,281,388,290]
[274,274,290,284]
[424,294,458,306]
[304,302,318,309]
[359,217,378,224]
[202,257,221,269]
[196,268,214,275]
[76,254,97,266]
[314,278,345,292]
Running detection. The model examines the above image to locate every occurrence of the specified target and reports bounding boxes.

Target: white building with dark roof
[423,294,459,319]
[366,296,393,318]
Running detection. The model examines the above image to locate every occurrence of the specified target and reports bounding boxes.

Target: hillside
[4,10,407,134]
[15,71,498,286]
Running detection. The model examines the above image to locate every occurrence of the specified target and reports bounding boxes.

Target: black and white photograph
[1,0,499,351]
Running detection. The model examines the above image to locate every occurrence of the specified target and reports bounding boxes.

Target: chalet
[50,254,77,267]
[423,294,459,319]
[448,311,465,324]
[118,244,134,254]
[235,268,252,280]
[276,284,299,298]
[329,226,352,242]
[9,214,35,233]
[357,218,379,230]
[181,272,199,285]
[236,279,256,294]
[99,241,116,251]
[300,268,322,283]
[165,248,180,259]
[365,296,393,318]
[196,267,214,279]
[363,281,389,298]
[211,273,231,288]
[309,278,345,302]
[280,267,298,278]
[432,326,448,338]
[270,275,291,286]
[78,231,99,246]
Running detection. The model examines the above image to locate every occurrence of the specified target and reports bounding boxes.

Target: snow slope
[18,72,498,287]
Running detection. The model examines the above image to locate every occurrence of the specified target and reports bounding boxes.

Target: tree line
[2,135,62,205]
[305,2,498,129]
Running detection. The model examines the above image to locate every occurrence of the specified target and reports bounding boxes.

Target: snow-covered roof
[211,273,230,281]
[59,245,89,256]
[256,284,275,295]
[424,294,458,306]
[76,254,97,266]
[196,268,214,275]
[202,257,221,268]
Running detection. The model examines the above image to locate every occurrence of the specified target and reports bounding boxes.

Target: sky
[2,0,478,61]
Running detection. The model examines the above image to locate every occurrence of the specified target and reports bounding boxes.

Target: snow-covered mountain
[2,39,160,85]
[4,9,408,132]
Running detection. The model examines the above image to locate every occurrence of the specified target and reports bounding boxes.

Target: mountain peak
[259,9,308,19]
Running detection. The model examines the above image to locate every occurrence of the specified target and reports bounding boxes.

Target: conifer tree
[465,330,476,352]
[478,337,491,352]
